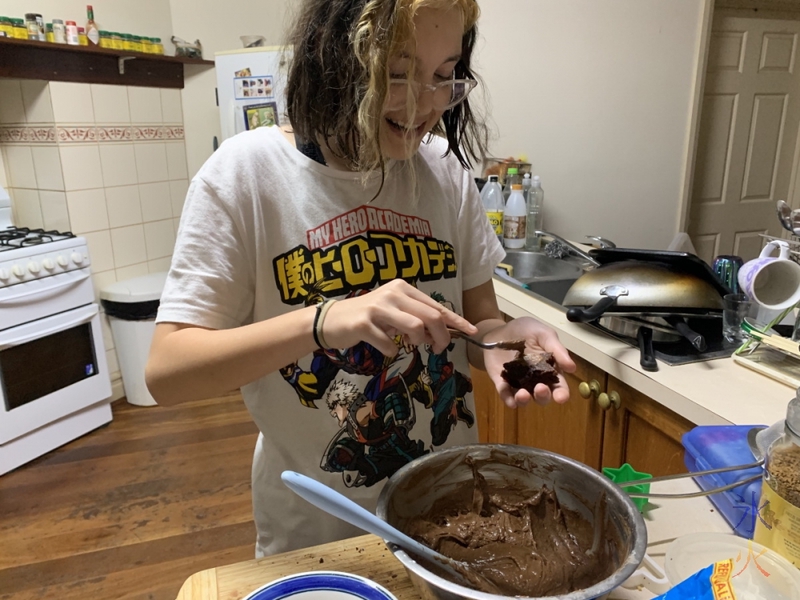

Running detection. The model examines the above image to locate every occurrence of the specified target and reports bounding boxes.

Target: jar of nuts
[754,391,800,567]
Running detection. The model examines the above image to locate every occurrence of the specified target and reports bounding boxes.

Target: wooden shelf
[0,37,214,88]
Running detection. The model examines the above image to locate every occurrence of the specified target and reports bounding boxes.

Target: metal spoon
[446,328,525,352]
[280,471,478,588]
[615,426,765,499]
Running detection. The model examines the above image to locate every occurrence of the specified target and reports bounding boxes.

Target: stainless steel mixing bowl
[376,444,647,600]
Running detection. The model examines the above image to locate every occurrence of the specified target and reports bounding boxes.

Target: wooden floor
[0,393,260,600]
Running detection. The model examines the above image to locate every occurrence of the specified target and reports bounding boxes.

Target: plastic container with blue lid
[682,425,766,538]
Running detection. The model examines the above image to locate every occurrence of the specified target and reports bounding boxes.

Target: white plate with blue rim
[243,571,399,600]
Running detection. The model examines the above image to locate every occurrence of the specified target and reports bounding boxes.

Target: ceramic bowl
[243,571,398,600]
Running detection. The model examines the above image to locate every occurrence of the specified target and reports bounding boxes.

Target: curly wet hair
[286,0,486,176]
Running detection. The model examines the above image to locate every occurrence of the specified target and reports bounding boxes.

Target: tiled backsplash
[0,79,188,396]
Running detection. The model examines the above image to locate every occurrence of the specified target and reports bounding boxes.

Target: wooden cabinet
[472,352,694,477]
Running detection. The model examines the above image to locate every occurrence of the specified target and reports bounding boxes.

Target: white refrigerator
[215,46,292,142]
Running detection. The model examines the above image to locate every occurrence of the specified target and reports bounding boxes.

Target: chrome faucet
[534,230,600,266]
[585,235,616,249]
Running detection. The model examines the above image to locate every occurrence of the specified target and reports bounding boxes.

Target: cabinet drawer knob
[579,379,601,399]
[598,391,621,410]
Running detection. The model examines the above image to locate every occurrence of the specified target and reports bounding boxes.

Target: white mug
[737,240,800,311]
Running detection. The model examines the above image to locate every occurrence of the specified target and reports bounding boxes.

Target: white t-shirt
[157,125,505,557]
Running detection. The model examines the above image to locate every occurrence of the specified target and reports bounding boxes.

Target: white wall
[475,0,710,249]
[0,0,710,248]
[169,0,291,176]
[0,0,175,54]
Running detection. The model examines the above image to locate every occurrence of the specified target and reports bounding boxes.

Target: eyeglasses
[386,78,478,112]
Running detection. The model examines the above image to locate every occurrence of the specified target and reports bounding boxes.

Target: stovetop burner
[0,227,76,251]
[589,316,737,365]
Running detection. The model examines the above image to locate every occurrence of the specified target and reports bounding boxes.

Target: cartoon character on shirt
[279,285,392,409]
[321,379,426,487]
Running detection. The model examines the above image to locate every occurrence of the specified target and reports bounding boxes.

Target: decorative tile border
[0,125,184,144]
[0,126,57,144]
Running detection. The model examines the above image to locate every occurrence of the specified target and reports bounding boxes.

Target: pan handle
[566,285,628,323]
[664,315,707,352]
[637,327,658,372]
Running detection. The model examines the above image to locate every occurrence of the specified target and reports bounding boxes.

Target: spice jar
[24,13,43,40]
[45,22,54,43]
[0,16,12,37]
[152,37,164,55]
[78,27,88,46]
[754,390,800,567]
[11,18,27,39]
[98,30,111,48]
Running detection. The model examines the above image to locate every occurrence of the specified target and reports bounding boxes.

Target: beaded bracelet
[313,299,337,349]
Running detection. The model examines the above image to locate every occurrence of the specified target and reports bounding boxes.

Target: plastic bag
[171,36,203,59]
[653,560,734,600]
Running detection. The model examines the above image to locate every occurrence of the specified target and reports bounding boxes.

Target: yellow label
[710,559,736,600]
[754,481,800,567]
[485,211,503,236]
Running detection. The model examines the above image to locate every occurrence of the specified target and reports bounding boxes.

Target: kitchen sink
[498,250,587,282]
[495,250,589,307]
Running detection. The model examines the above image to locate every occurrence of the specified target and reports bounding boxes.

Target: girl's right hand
[321,279,476,356]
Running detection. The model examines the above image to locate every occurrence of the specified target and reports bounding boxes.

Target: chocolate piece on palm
[501,352,558,393]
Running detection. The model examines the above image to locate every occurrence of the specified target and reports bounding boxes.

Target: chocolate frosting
[402,454,621,596]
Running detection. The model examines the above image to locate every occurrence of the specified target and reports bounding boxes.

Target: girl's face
[380,6,464,161]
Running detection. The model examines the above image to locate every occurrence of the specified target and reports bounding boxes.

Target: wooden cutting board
[175,534,422,600]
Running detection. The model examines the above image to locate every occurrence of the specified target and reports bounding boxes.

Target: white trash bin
[100,272,168,407]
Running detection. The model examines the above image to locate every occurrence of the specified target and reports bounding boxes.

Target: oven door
[0,303,111,445]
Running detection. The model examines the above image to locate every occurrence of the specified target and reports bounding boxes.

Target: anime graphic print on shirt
[275,205,475,488]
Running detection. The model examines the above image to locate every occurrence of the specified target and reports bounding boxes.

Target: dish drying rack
[733,237,800,385]
[760,233,800,265]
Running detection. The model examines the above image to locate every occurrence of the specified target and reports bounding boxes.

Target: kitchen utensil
[446,328,525,352]
[777,200,793,233]
[376,444,647,600]
[565,257,725,322]
[279,471,474,588]
[637,326,658,371]
[738,240,800,311]
[742,318,800,358]
[614,426,766,499]
[588,247,732,297]
[599,315,683,341]
[664,314,707,350]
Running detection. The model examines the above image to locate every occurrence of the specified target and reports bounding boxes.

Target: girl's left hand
[482,317,577,408]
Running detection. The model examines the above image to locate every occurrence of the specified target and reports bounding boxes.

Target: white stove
[0,187,112,475]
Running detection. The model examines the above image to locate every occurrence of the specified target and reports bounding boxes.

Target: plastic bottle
[480,175,504,245]
[753,391,800,567]
[503,184,527,249]
[65,21,79,45]
[503,167,521,201]
[525,176,545,251]
[521,172,532,203]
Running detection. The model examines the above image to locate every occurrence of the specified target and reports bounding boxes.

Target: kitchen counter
[493,278,793,428]
[175,477,731,600]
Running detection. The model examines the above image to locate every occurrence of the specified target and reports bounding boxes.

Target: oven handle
[0,304,98,350]
[0,271,92,305]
